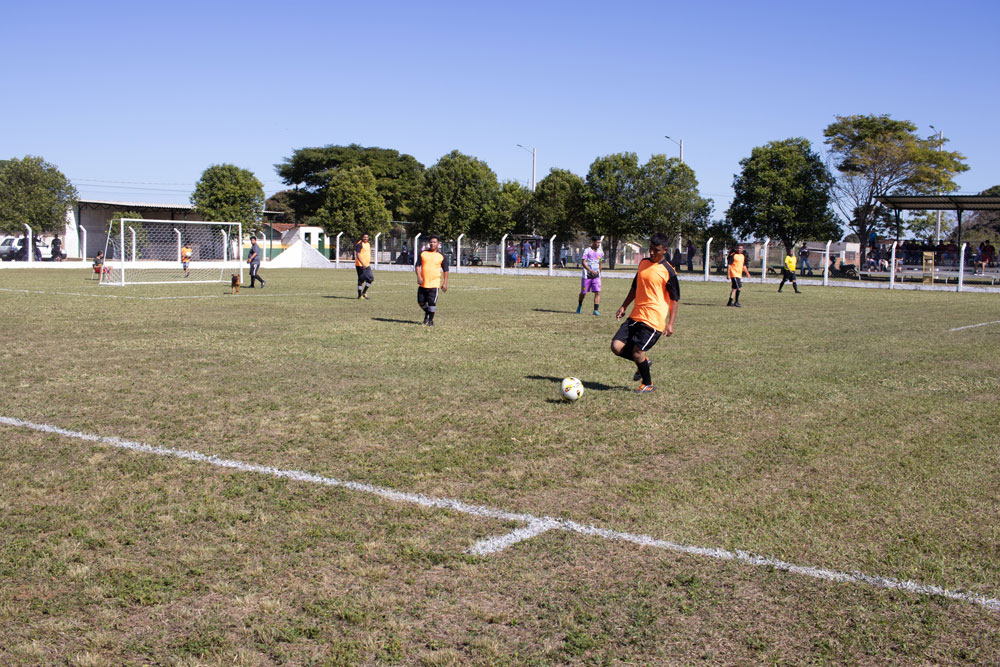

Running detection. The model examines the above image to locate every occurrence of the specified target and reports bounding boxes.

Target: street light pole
[516,144,536,191]
[664,135,684,163]
[930,125,943,244]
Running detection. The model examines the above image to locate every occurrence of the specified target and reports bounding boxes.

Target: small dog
[231,273,241,294]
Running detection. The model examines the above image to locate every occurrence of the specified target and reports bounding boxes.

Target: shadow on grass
[533,308,576,314]
[681,301,722,307]
[323,295,362,300]
[526,375,620,392]
[372,317,423,326]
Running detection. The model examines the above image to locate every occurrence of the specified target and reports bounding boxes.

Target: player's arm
[440,254,450,292]
[415,257,423,285]
[664,268,680,336]
[616,275,638,320]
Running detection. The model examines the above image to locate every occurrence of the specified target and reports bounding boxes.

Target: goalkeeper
[576,235,604,315]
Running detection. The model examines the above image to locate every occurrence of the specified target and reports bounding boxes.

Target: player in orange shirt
[355,233,374,299]
[727,243,751,307]
[181,241,193,277]
[415,235,449,326]
[612,233,680,393]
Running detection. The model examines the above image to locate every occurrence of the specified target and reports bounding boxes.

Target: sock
[735,291,740,304]
[727,298,733,305]
[427,311,435,322]
[637,360,652,385]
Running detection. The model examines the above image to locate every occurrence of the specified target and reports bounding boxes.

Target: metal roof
[78,199,195,210]
[877,195,1000,211]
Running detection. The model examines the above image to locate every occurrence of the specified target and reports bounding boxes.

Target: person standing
[50,235,64,261]
[686,239,696,272]
[727,244,751,307]
[416,235,449,326]
[181,240,193,277]
[611,233,679,394]
[577,235,603,315]
[778,249,800,293]
[354,233,374,299]
[798,243,812,276]
[247,236,265,288]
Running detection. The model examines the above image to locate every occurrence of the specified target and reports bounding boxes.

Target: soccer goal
[100,219,244,286]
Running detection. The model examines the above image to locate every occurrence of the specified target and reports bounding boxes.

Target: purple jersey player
[577,235,603,315]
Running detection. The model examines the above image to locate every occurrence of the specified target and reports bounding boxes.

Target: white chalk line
[0,285,502,301]
[948,320,1000,332]
[2,415,998,613]
[468,519,560,556]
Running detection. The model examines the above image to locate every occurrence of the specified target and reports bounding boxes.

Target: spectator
[686,240,696,272]
[50,235,64,261]
[798,243,812,276]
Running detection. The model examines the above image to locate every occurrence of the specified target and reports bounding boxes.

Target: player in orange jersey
[181,241,193,277]
[612,233,680,393]
[726,243,751,307]
[355,233,374,299]
[415,235,449,326]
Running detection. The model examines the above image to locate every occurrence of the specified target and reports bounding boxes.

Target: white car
[0,235,50,261]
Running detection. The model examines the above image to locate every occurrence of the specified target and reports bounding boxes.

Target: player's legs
[361,267,373,297]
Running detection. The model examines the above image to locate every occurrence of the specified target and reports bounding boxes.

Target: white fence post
[220,230,228,262]
[129,226,136,263]
[174,228,181,261]
[374,232,382,266]
[500,233,508,275]
[413,233,421,266]
[704,237,713,282]
[890,241,898,290]
[456,234,464,272]
[823,240,832,287]
[548,234,557,276]
[761,238,770,283]
[80,227,87,260]
[335,232,344,268]
[958,242,967,292]
[24,224,32,263]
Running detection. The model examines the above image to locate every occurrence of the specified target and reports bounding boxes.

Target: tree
[907,211,954,243]
[191,164,265,232]
[824,114,968,263]
[312,166,392,241]
[0,155,78,235]
[413,150,499,242]
[727,138,840,254]
[275,144,425,221]
[264,190,298,226]
[528,168,586,242]
[106,211,147,257]
[961,185,1000,242]
[584,153,644,269]
[638,155,713,241]
[471,180,530,243]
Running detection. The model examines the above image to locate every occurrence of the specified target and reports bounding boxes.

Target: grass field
[2,267,999,665]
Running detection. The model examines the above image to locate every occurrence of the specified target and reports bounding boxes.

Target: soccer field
[2,268,999,665]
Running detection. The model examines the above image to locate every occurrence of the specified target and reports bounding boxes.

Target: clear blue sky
[4,0,998,217]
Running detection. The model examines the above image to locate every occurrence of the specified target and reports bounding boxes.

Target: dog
[231,273,241,294]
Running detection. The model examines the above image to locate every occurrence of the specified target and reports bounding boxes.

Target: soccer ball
[560,377,584,402]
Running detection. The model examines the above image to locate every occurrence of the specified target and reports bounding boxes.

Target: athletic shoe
[361,294,369,300]
[427,320,434,327]
[634,384,655,394]
[576,306,582,314]
[633,359,653,382]
[734,302,742,307]
[593,310,600,316]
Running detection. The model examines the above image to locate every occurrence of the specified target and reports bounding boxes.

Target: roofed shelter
[877,195,1000,249]
[68,200,207,260]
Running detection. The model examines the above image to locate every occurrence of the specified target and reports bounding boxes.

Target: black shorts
[613,319,662,353]
[417,286,439,309]
[356,265,374,284]
[781,268,796,281]
[730,277,742,289]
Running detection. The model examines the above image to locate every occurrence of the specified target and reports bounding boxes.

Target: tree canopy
[472,180,530,243]
[638,156,713,241]
[413,150,499,242]
[0,155,78,235]
[823,114,968,259]
[190,164,265,230]
[727,138,840,254]
[275,144,425,222]
[584,152,644,269]
[528,168,586,242]
[312,166,392,241]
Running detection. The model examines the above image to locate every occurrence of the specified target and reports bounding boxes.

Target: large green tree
[471,180,530,243]
[190,164,265,231]
[824,114,968,262]
[0,155,78,235]
[961,184,1000,241]
[413,150,499,242]
[638,155,713,241]
[275,144,425,222]
[727,138,840,254]
[313,166,392,241]
[264,190,298,226]
[528,168,586,242]
[584,152,644,269]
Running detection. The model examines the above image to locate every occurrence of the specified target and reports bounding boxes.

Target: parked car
[0,236,49,261]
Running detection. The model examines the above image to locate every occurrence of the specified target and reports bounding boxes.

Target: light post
[664,135,684,163]
[930,125,943,245]
[516,144,536,191]
[665,135,685,252]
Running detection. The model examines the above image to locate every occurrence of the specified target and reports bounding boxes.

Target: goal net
[100,219,244,286]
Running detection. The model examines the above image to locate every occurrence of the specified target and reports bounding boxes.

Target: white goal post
[100,219,245,286]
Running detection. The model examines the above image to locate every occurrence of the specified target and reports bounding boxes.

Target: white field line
[468,519,560,556]
[948,320,1000,332]
[0,286,501,301]
[2,415,998,613]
